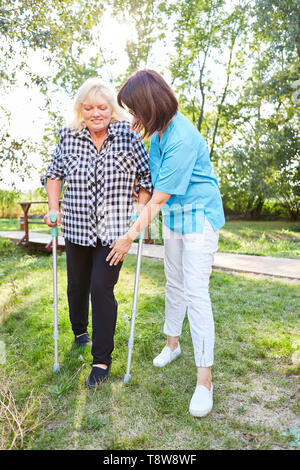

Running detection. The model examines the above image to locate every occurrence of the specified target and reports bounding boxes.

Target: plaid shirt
[44,120,153,247]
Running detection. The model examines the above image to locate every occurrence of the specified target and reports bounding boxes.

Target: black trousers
[65,239,122,366]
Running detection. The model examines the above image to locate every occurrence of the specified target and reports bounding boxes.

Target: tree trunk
[210,32,237,160]
[197,45,209,132]
[249,197,264,219]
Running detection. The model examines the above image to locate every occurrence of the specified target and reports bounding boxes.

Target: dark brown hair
[117,69,178,137]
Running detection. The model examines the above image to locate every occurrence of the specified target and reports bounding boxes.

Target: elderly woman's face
[81,94,113,134]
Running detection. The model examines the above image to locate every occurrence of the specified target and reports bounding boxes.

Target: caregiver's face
[81,93,113,134]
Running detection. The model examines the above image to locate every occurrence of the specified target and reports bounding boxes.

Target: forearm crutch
[44,178,63,373]
[124,214,145,384]
[50,212,60,373]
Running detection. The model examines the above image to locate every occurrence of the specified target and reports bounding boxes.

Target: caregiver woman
[107,69,225,417]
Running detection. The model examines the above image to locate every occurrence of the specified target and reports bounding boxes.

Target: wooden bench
[18,200,63,252]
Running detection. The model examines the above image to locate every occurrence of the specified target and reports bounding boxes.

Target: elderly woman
[43,77,152,388]
[107,70,225,417]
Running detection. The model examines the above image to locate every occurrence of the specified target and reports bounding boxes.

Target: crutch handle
[43,178,64,238]
[50,213,58,237]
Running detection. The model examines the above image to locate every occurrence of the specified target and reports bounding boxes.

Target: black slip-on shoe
[87,365,110,389]
[74,332,91,347]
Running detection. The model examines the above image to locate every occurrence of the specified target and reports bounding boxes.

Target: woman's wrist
[48,208,60,214]
[127,228,137,242]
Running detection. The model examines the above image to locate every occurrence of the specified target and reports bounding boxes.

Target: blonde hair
[69,77,130,130]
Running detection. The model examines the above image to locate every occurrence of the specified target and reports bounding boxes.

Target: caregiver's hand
[106,233,133,266]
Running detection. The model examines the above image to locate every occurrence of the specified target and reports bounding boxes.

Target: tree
[0,0,104,83]
[111,0,165,80]
[0,0,105,183]
[255,0,300,60]
[167,0,225,134]
[167,0,251,167]
[266,126,300,220]
[209,2,249,160]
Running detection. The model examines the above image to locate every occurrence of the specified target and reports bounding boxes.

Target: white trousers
[163,217,219,367]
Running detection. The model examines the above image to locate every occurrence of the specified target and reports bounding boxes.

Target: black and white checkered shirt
[44,120,153,247]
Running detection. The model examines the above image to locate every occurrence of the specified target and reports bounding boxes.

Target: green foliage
[0,189,48,217]
[261,200,288,219]
[216,1,300,219]
[0,189,21,217]
[0,0,104,179]
[0,1,104,74]
[0,238,17,258]
[166,0,300,219]
[255,0,300,57]
[0,114,37,186]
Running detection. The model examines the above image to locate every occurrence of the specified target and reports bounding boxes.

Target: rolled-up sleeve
[44,140,65,181]
[132,135,153,194]
[41,129,65,187]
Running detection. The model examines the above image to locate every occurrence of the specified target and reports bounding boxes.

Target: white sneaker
[153,344,181,367]
[189,384,213,417]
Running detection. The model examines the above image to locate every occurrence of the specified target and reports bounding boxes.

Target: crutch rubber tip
[53,364,60,373]
[124,374,131,383]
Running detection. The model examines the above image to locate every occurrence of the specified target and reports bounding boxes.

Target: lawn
[218,220,300,259]
[0,217,50,234]
[0,239,299,450]
[1,218,300,258]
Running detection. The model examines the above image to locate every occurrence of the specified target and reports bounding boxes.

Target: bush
[0,190,21,218]
[222,197,293,221]
[261,200,289,220]
[0,239,17,258]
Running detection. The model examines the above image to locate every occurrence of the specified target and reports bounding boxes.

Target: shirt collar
[68,120,129,141]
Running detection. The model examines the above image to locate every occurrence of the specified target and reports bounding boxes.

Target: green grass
[218,220,300,258]
[1,218,300,258]
[0,239,299,450]
[0,217,49,234]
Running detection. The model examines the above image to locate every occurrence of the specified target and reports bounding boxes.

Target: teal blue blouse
[149,112,225,233]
